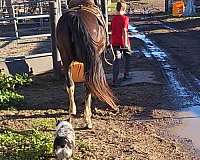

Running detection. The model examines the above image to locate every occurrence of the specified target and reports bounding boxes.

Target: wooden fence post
[49,0,61,79]
[104,0,108,33]
[165,0,169,13]
[101,0,108,34]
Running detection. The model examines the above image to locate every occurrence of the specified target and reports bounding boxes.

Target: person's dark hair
[116,2,122,12]
[116,1,126,12]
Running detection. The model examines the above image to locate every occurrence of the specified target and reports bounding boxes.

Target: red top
[111,15,129,48]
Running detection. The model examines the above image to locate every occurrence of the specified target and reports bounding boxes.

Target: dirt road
[137,16,200,85]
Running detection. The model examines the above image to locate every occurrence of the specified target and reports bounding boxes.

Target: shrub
[0,129,53,160]
[0,71,32,107]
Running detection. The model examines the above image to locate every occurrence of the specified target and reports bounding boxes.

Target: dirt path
[139,16,200,82]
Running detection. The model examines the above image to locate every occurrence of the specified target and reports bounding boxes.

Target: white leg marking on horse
[84,93,92,129]
[67,85,76,115]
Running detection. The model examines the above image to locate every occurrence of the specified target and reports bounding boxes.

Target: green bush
[0,89,24,106]
[0,72,32,90]
[0,129,53,160]
[0,72,32,107]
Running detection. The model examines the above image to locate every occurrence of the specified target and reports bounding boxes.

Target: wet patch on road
[128,22,200,150]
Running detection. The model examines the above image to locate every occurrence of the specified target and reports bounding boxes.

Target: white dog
[53,120,75,160]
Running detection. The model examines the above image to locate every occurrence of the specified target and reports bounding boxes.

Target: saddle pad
[70,61,85,82]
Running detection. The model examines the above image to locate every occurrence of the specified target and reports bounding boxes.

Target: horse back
[78,9,106,54]
[66,3,107,54]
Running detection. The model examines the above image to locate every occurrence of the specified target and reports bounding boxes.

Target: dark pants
[113,46,131,83]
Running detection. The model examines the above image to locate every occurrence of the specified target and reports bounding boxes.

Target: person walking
[111,0,132,86]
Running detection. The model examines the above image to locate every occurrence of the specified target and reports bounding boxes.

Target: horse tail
[70,13,118,109]
[87,54,118,109]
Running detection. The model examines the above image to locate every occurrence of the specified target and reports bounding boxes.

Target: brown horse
[56,0,117,129]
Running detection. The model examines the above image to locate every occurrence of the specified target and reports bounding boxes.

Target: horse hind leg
[84,86,92,129]
[65,66,77,116]
[56,13,77,117]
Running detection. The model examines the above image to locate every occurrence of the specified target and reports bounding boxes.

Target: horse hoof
[70,109,76,115]
[86,123,93,129]
[71,112,76,115]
